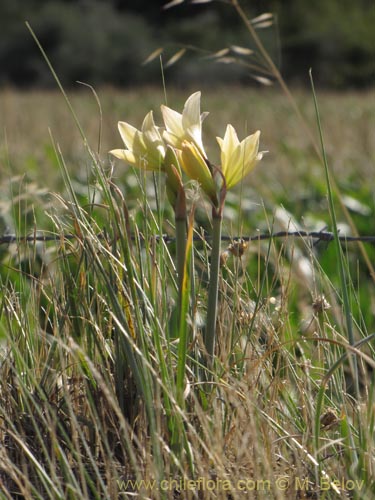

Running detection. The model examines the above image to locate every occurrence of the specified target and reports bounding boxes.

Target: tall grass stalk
[24,26,170,483]
[172,210,194,458]
[309,71,359,398]
[204,210,222,365]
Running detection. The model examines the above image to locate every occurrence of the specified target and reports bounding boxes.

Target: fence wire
[1,230,375,247]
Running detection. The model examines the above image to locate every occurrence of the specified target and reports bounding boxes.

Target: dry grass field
[0,85,374,499]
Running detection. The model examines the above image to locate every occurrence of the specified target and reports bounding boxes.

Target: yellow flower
[177,141,217,204]
[161,91,208,158]
[110,111,165,170]
[216,125,264,190]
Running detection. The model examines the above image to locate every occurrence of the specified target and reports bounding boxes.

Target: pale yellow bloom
[177,141,217,203]
[216,125,264,190]
[161,91,208,158]
[110,111,165,170]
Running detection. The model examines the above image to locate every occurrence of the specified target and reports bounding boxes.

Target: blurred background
[1,0,374,90]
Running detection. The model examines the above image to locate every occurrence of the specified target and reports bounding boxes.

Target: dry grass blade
[230,45,254,55]
[142,47,164,65]
[205,48,230,59]
[164,48,187,68]
[251,12,274,28]
[215,56,237,65]
[163,0,185,9]
[251,74,273,85]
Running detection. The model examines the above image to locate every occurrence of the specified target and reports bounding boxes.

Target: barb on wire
[1,229,375,247]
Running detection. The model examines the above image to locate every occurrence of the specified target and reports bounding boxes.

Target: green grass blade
[309,70,359,398]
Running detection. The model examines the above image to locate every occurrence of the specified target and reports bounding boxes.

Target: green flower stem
[176,219,186,301]
[172,212,194,457]
[204,208,223,364]
[175,187,187,312]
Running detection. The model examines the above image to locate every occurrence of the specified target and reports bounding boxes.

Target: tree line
[0,0,373,89]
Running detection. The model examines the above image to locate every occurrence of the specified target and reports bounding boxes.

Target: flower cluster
[110,92,265,360]
[110,92,264,209]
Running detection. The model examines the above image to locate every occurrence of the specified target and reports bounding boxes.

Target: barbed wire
[1,230,375,247]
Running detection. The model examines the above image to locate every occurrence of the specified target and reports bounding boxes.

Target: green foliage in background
[0,0,373,88]
[270,0,375,87]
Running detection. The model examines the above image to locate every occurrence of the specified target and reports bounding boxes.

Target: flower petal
[109,149,138,166]
[141,111,165,166]
[161,93,207,157]
[161,105,184,138]
[216,126,263,190]
[182,91,201,131]
[217,124,240,180]
[242,130,260,162]
[179,141,216,201]
[201,111,209,122]
[223,124,240,150]
[182,91,206,156]
[230,132,261,188]
[141,111,157,136]
[118,121,138,149]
